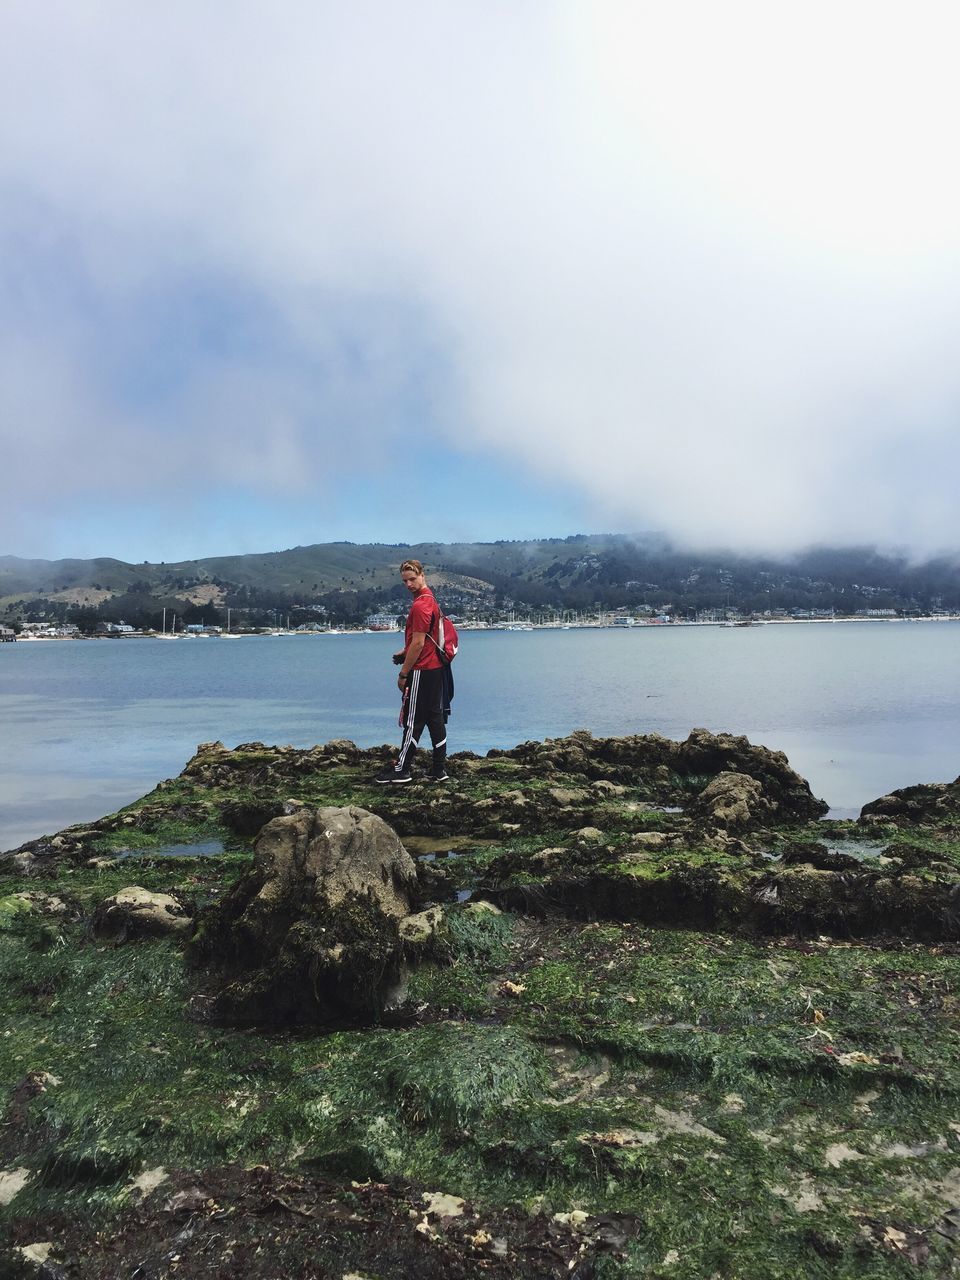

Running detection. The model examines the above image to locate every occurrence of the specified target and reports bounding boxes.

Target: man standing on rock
[376,559,449,784]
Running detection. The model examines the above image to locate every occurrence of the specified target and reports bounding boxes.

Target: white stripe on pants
[396,669,421,769]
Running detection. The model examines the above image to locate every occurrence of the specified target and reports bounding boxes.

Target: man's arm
[398,632,426,687]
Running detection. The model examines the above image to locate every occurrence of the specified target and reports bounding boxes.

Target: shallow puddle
[824,839,887,861]
[403,835,495,860]
[118,840,227,859]
[762,839,887,863]
[624,803,683,814]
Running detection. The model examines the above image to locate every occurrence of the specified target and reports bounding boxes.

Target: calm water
[1,623,958,850]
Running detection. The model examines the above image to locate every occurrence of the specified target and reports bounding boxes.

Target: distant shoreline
[6,614,960,642]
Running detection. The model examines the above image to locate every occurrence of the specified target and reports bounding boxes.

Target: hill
[2,536,959,629]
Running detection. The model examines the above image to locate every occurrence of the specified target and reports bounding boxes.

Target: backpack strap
[424,607,449,664]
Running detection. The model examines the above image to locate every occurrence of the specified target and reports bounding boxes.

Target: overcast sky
[2,1,959,563]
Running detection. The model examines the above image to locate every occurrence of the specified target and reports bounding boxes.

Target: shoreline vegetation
[3,729,960,1276]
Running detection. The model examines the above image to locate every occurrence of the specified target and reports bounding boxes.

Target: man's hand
[397,632,425,692]
[392,650,405,665]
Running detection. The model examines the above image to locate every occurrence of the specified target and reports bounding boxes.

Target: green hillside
[2,536,959,629]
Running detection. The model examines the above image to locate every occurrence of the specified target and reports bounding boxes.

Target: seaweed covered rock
[398,905,449,961]
[677,729,827,820]
[488,728,827,820]
[860,776,960,826]
[91,886,192,942]
[181,738,376,792]
[188,806,418,1026]
[5,890,70,918]
[218,795,286,838]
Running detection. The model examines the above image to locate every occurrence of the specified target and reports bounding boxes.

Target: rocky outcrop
[182,739,373,791]
[1,729,829,873]
[188,806,418,1026]
[482,852,960,940]
[148,729,829,834]
[860,777,960,826]
[0,829,97,873]
[91,887,192,942]
[489,728,827,821]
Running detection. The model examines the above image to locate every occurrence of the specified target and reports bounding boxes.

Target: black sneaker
[427,769,450,782]
[375,766,413,785]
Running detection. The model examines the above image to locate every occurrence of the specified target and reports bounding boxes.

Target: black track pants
[397,667,447,771]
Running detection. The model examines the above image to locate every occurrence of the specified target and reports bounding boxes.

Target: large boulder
[91,886,192,941]
[677,730,827,821]
[188,806,418,1026]
[691,772,770,830]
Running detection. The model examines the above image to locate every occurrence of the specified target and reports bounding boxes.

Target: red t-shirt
[405,587,443,670]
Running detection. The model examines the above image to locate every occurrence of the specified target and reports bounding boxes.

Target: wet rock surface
[188,806,419,1026]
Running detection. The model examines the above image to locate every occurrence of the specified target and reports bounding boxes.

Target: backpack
[427,607,459,666]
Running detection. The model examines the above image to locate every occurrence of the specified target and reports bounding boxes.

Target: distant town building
[365,613,400,631]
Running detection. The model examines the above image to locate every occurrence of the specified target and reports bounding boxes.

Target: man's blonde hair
[400,559,424,575]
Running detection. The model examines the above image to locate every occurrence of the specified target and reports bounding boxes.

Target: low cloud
[2,1,959,557]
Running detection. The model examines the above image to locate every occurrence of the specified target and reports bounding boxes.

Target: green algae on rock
[480,841,960,941]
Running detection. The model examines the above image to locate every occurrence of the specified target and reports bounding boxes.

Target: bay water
[1,622,958,850]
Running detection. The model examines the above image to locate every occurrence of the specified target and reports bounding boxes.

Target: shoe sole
[375,776,413,785]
